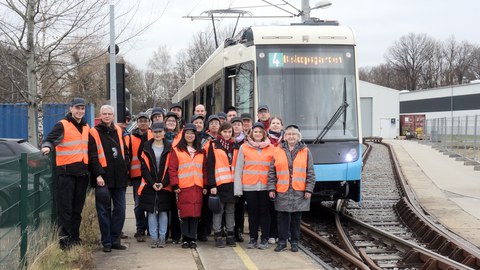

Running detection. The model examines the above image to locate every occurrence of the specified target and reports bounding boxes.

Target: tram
[173,21,362,202]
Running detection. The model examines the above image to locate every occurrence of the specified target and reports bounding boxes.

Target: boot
[234,227,244,242]
[214,232,225,248]
[226,231,236,247]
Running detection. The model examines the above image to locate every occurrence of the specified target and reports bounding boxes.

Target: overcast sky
[120,0,480,70]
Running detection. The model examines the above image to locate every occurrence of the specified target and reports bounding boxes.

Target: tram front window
[256,45,358,141]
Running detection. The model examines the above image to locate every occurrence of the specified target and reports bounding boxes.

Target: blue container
[0,103,93,141]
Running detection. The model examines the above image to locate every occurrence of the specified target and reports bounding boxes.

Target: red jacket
[168,148,207,218]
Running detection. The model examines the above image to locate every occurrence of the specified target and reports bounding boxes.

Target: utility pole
[109,4,117,123]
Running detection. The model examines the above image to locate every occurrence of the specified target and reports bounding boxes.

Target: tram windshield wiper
[312,78,349,144]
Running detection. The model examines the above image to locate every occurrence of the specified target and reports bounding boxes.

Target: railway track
[301,141,480,269]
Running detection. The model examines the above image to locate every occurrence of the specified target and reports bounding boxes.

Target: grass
[27,190,99,270]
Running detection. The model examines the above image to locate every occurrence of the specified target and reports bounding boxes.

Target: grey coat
[267,141,315,212]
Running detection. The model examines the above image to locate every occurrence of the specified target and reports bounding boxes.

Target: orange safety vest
[212,146,238,186]
[137,151,171,195]
[241,144,275,188]
[174,147,204,189]
[89,125,125,168]
[125,130,153,178]
[172,131,181,148]
[274,148,308,193]
[55,120,89,166]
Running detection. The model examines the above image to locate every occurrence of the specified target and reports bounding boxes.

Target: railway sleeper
[401,250,455,270]
[460,254,480,268]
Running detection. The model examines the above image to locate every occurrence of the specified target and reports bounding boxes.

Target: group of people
[41,98,316,254]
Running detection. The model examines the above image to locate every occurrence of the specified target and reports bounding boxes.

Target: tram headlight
[344,148,358,162]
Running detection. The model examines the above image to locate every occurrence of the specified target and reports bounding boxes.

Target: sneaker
[268,237,276,244]
[134,232,145,242]
[150,239,158,248]
[172,239,181,244]
[246,239,257,249]
[291,243,299,252]
[120,232,128,239]
[274,243,287,252]
[189,241,197,248]
[181,242,190,248]
[102,245,112,252]
[258,239,269,250]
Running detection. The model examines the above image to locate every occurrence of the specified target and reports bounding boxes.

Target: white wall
[359,81,400,138]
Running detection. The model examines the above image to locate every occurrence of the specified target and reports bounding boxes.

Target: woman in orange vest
[234,122,275,250]
[268,124,315,252]
[168,123,207,249]
[138,122,172,248]
[207,122,239,248]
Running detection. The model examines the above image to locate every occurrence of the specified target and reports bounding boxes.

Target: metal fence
[0,152,54,269]
[424,115,480,163]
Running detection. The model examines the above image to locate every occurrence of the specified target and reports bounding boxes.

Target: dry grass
[27,190,99,270]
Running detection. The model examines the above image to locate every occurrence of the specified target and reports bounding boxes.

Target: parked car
[0,138,41,161]
[0,138,52,227]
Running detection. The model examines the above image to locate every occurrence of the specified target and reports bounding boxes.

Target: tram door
[206,84,214,116]
[225,68,236,110]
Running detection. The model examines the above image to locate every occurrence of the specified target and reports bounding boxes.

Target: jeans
[212,202,235,233]
[148,211,168,240]
[132,179,148,233]
[56,174,89,242]
[277,211,302,245]
[244,191,270,241]
[95,186,126,247]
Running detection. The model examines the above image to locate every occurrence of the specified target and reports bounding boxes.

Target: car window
[0,143,15,157]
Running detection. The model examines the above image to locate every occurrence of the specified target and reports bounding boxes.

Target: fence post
[475,115,478,161]
[19,153,28,267]
[50,151,57,223]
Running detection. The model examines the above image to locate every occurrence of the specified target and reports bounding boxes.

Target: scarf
[268,129,284,146]
[246,136,271,149]
[235,132,245,143]
[187,145,196,158]
[217,135,234,152]
[165,131,175,143]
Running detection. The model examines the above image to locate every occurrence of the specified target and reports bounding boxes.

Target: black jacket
[41,113,89,176]
[207,140,239,203]
[88,122,129,188]
[139,138,172,213]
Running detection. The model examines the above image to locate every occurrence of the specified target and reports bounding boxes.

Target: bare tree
[173,25,234,93]
[0,0,165,146]
[385,33,436,90]
[442,37,477,85]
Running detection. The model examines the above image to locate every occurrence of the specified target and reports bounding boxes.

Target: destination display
[265,52,347,69]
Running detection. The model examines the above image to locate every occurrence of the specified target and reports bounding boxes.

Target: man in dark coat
[88,104,130,252]
[41,97,90,250]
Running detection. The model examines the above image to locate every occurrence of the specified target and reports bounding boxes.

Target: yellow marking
[233,245,259,270]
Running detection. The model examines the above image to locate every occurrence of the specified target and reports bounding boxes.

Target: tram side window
[214,79,223,114]
[235,61,254,115]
